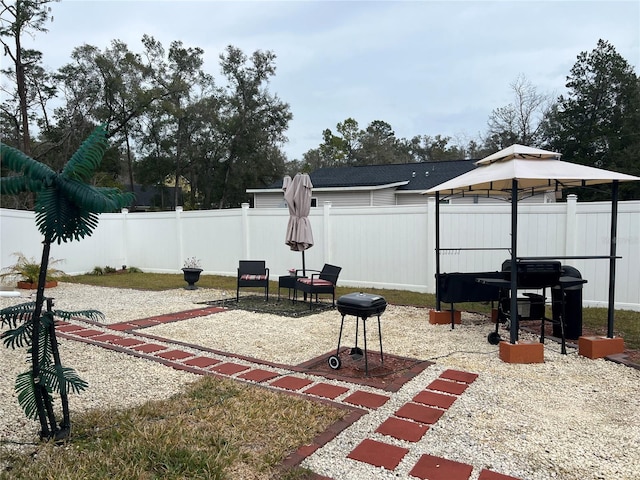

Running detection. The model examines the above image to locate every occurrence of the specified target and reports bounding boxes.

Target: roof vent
[412,172,416,177]
[425,171,429,177]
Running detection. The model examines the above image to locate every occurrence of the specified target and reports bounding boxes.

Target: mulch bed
[296,348,433,392]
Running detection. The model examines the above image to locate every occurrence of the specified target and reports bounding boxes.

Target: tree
[134,35,216,208]
[0,0,58,154]
[403,134,466,162]
[541,39,640,199]
[199,45,291,208]
[485,74,550,150]
[0,125,134,440]
[357,120,405,165]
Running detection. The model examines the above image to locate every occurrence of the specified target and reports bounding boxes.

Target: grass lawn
[1,377,345,480]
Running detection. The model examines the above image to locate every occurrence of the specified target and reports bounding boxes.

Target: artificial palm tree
[0,125,134,441]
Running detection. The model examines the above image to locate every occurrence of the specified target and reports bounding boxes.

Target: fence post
[121,208,129,269]
[426,197,436,293]
[241,203,250,259]
[565,194,577,256]
[176,206,184,270]
[323,201,332,264]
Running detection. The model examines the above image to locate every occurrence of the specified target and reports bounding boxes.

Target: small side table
[278,275,302,302]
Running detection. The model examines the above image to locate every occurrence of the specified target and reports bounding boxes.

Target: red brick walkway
[56,307,521,480]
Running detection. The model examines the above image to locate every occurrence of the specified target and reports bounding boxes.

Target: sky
[17,0,640,160]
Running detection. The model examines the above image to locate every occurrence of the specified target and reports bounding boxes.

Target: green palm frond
[40,364,89,396]
[15,370,51,421]
[34,184,100,243]
[54,309,105,322]
[0,143,56,184]
[0,302,36,329]
[0,175,49,195]
[61,124,109,182]
[1,322,33,349]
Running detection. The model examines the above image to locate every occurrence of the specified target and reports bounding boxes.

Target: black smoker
[330,292,387,375]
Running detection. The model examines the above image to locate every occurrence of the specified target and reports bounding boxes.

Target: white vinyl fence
[1,196,639,311]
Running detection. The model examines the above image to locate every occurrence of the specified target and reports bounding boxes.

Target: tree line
[2,1,639,209]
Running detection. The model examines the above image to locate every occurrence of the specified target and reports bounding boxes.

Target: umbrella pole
[607,181,619,338]
[435,192,442,311]
[509,180,519,344]
[302,250,307,301]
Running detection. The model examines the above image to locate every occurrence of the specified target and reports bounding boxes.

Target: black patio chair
[236,260,270,301]
[295,264,342,309]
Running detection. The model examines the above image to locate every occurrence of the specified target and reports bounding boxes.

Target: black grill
[336,292,387,318]
[330,293,387,375]
[501,260,562,288]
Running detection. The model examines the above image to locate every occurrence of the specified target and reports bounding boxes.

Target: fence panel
[2,200,639,310]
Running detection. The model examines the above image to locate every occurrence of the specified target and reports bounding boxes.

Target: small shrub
[90,266,104,275]
[0,252,65,284]
[127,266,142,273]
[104,266,117,274]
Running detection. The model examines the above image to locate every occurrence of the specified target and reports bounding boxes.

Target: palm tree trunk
[31,240,53,439]
[46,298,71,441]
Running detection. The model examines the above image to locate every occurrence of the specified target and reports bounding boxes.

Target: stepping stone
[409,454,473,480]
[131,343,167,353]
[210,362,250,375]
[478,469,522,480]
[440,369,479,384]
[57,324,85,333]
[395,402,445,425]
[270,376,313,391]
[427,378,469,395]
[238,369,279,383]
[72,329,104,338]
[343,390,390,409]
[182,357,220,368]
[128,319,161,327]
[347,438,409,470]
[304,383,349,400]
[156,349,192,361]
[413,390,457,409]
[376,417,429,442]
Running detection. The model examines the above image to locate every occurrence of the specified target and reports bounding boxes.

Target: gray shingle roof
[267,160,477,191]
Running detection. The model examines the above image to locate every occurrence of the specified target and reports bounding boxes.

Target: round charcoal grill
[329,293,387,375]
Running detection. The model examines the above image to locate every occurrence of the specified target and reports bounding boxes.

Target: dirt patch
[297,348,432,392]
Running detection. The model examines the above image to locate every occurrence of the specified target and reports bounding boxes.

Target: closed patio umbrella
[424,144,640,344]
[283,173,314,275]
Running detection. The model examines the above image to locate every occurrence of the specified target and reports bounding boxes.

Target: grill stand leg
[362,317,368,375]
[335,314,346,356]
[377,314,384,364]
[560,287,567,355]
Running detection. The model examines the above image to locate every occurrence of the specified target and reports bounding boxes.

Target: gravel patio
[1,283,638,480]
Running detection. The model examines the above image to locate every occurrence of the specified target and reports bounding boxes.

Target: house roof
[249,160,478,193]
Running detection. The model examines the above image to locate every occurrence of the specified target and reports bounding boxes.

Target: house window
[311,198,317,207]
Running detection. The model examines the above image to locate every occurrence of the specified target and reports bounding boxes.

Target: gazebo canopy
[424,144,640,197]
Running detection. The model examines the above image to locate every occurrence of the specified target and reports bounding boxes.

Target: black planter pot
[182,268,203,290]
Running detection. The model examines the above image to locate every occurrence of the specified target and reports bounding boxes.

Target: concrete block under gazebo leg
[499,341,544,364]
[578,336,625,359]
[428,309,461,325]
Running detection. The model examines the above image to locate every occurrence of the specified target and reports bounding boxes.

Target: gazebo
[424,144,640,362]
